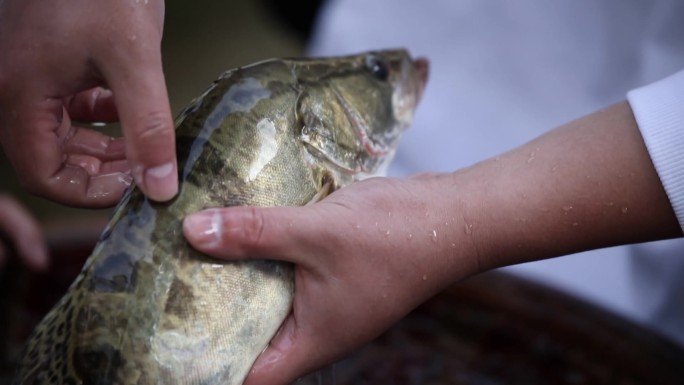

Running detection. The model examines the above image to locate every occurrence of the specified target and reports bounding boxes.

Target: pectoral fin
[306,174,335,206]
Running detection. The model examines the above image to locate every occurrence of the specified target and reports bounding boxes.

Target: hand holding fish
[184,101,682,384]
[0,194,48,271]
[184,174,474,384]
[0,0,178,207]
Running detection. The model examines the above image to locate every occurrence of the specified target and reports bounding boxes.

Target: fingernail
[119,173,133,186]
[252,349,284,372]
[144,162,178,201]
[184,210,222,248]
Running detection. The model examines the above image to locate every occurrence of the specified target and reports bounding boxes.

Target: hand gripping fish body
[14,50,428,385]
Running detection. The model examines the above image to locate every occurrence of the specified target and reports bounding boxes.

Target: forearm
[450,101,682,272]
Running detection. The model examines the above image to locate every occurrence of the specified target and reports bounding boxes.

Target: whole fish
[14,49,428,385]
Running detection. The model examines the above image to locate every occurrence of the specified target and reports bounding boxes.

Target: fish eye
[364,55,389,81]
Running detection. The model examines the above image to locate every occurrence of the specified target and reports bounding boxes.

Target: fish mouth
[414,57,429,103]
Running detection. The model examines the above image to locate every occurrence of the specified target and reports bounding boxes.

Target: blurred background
[3,1,684,384]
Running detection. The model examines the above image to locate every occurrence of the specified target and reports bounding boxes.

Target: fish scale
[13,49,427,385]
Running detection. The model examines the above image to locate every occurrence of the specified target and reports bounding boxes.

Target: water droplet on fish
[430,229,438,242]
[464,223,473,235]
[387,211,392,218]
[562,205,573,213]
[406,233,413,240]
[422,274,428,281]
[384,229,391,237]
[451,243,457,248]
[621,207,628,214]
[605,202,615,207]
[527,152,535,163]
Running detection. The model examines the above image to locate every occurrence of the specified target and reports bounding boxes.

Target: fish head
[294,49,429,177]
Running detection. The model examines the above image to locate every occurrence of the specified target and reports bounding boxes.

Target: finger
[80,171,133,204]
[62,125,126,161]
[66,154,130,176]
[244,316,307,385]
[0,98,132,207]
[2,99,132,207]
[245,314,336,385]
[0,195,48,271]
[65,87,118,123]
[44,165,132,207]
[183,206,321,265]
[98,43,178,202]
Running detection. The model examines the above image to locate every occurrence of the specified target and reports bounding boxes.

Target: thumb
[98,45,178,202]
[182,206,320,265]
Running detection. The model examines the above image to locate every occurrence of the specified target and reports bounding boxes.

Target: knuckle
[242,206,267,248]
[132,111,174,142]
[126,111,174,162]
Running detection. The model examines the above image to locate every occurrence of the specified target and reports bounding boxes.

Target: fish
[13,49,428,385]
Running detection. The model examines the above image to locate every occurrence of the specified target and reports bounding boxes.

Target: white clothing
[309,0,684,344]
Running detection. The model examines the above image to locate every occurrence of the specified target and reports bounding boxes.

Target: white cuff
[627,70,684,230]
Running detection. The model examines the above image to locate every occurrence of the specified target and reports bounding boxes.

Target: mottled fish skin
[13,49,427,385]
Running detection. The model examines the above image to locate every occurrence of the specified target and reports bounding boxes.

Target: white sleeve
[627,70,684,230]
